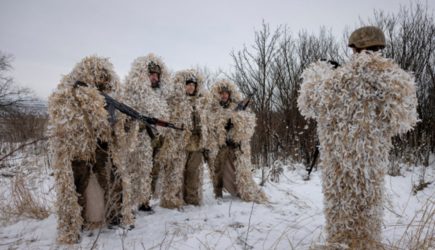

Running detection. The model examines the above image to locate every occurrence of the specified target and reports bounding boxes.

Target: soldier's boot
[138,203,155,213]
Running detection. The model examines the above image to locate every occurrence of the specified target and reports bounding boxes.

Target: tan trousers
[150,140,163,197]
[71,142,123,226]
[213,146,238,198]
[183,151,203,205]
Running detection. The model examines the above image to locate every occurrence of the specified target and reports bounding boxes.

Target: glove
[225,139,240,149]
[138,122,147,132]
[151,134,164,149]
[202,148,210,162]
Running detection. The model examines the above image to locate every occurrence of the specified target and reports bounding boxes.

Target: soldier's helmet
[348,26,386,49]
[183,71,199,95]
[185,75,198,85]
[180,70,198,85]
[147,61,161,75]
[219,85,231,94]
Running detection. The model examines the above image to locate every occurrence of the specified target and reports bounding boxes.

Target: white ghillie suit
[298,52,418,249]
[207,80,267,203]
[122,53,171,208]
[158,69,209,208]
[48,56,134,244]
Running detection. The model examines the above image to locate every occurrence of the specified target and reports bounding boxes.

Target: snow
[0,153,434,250]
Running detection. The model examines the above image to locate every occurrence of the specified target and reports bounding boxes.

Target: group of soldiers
[48,53,266,243]
[49,25,418,248]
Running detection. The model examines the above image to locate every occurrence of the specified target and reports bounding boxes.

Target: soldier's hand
[138,123,147,132]
[151,134,164,149]
[225,139,240,148]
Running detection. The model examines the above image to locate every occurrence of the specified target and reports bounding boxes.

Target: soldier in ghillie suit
[298,26,418,249]
[122,53,171,212]
[207,80,267,203]
[158,69,209,208]
[48,55,134,244]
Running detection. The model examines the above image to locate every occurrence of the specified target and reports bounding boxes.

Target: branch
[0,136,50,162]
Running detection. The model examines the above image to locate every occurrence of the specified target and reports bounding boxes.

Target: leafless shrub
[231,1,433,177]
[363,1,435,172]
[0,112,48,143]
[231,21,281,179]
[1,175,50,222]
[0,51,34,115]
[231,22,341,181]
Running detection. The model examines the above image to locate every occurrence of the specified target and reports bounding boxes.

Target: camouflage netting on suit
[207,80,267,203]
[122,53,171,208]
[298,52,418,249]
[48,56,134,244]
[158,69,210,208]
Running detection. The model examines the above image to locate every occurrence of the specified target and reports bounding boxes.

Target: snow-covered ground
[0,150,434,250]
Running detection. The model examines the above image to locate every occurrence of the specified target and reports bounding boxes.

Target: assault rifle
[73,81,183,139]
[235,88,257,111]
[224,88,257,148]
[226,88,258,131]
[304,143,319,181]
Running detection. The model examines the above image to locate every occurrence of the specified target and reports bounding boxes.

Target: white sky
[0,0,433,100]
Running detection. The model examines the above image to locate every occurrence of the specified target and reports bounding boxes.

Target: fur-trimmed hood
[49,55,123,161]
[58,55,120,95]
[172,69,205,97]
[122,53,171,121]
[210,79,242,105]
[124,53,171,96]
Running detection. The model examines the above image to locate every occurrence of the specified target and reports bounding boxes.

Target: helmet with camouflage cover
[348,26,386,49]
[173,69,204,96]
[124,53,170,91]
[147,60,161,75]
[211,79,242,105]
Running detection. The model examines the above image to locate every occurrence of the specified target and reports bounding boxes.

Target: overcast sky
[0,0,433,100]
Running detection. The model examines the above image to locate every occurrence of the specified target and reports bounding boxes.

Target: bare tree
[0,52,34,114]
[231,2,433,183]
[360,2,435,175]
[194,65,225,91]
[0,51,46,144]
[230,23,344,182]
[273,28,342,165]
[231,21,281,183]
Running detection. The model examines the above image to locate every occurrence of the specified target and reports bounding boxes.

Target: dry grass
[305,194,435,250]
[385,197,435,250]
[1,174,50,222]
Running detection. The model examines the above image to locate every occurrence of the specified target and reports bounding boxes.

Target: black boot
[107,215,122,229]
[138,204,155,214]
